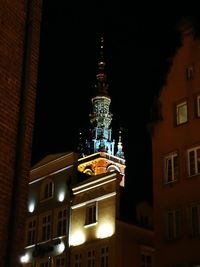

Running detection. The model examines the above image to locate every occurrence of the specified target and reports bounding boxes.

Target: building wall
[152,32,200,266]
[23,153,78,266]
[0,1,42,266]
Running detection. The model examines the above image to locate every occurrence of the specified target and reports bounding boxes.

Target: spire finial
[95,34,109,96]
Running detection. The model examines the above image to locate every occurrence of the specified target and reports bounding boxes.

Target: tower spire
[87,35,114,155]
[95,35,109,96]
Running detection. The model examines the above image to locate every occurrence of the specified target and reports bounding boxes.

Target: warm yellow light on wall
[96,223,114,239]
[69,230,86,246]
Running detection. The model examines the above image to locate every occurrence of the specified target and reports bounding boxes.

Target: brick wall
[0,1,42,266]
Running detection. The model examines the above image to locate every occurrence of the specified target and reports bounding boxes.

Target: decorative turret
[88,36,115,155]
[115,130,125,159]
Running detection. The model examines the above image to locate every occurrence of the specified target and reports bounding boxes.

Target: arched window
[40,178,54,201]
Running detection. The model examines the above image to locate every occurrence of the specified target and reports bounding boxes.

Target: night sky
[31,3,184,216]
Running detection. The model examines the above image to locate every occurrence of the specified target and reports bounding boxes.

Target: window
[190,203,200,237]
[26,217,36,246]
[100,247,108,267]
[196,95,200,117]
[40,178,54,201]
[87,250,95,267]
[176,101,188,125]
[39,212,52,242]
[55,207,67,237]
[140,253,152,267]
[165,209,181,240]
[55,256,65,267]
[85,202,97,226]
[163,152,179,184]
[187,146,200,176]
[74,253,82,267]
[186,65,194,80]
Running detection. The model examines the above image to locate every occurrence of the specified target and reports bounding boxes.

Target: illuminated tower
[77,36,126,186]
[88,36,115,155]
[69,37,154,267]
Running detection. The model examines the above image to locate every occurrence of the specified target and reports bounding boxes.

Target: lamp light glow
[58,191,65,202]
[20,253,30,263]
[69,230,85,246]
[28,202,35,213]
[96,223,114,239]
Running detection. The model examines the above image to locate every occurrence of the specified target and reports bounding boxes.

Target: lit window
[100,247,109,267]
[190,203,200,237]
[163,152,179,184]
[186,65,194,80]
[176,101,188,125]
[55,207,67,237]
[87,250,95,267]
[165,209,181,240]
[40,178,54,201]
[196,95,200,118]
[187,146,200,176]
[26,217,36,246]
[39,212,52,242]
[85,202,97,226]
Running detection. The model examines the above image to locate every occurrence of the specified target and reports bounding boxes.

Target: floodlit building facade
[152,24,200,266]
[22,152,78,267]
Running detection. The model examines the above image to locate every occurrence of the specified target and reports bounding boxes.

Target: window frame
[26,216,37,247]
[196,95,200,118]
[100,247,109,267]
[163,151,179,184]
[175,100,188,126]
[38,211,52,242]
[54,206,68,238]
[189,202,200,238]
[187,146,200,177]
[165,208,181,241]
[85,202,97,226]
[40,178,54,202]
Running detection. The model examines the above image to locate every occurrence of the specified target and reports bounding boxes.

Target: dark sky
[31,4,184,211]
